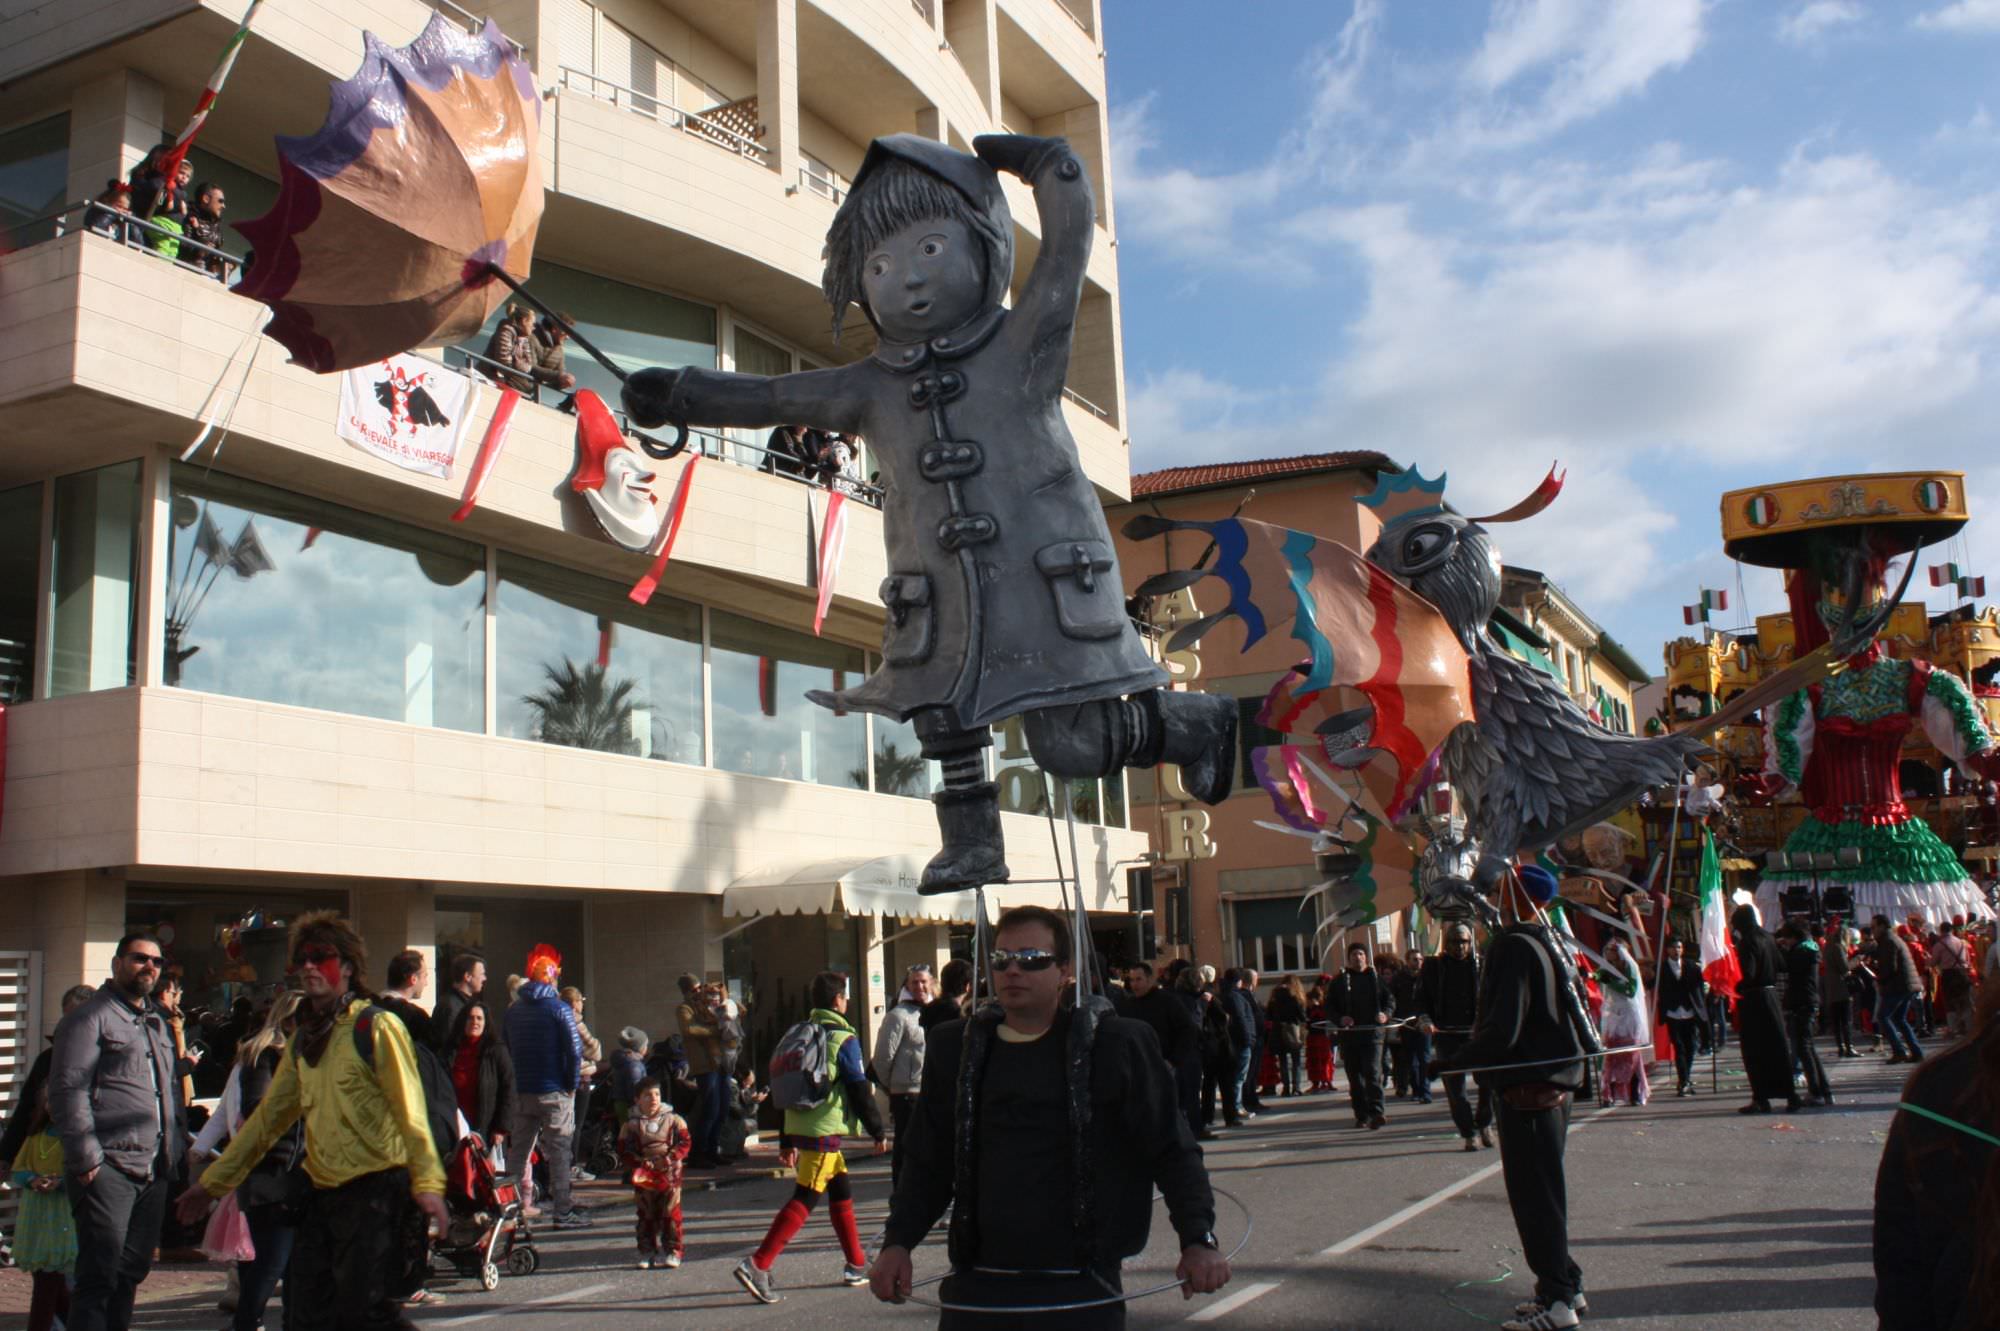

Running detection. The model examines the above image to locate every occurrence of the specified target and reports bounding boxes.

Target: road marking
[1320,1106,1612,1257]
[433,1280,619,1327]
[1185,1279,1281,1322]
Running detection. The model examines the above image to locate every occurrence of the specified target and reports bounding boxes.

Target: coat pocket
[879,573,935,666]
[1034,540,1124,641]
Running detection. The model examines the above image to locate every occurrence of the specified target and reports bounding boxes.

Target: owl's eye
[1401,523,1455,570]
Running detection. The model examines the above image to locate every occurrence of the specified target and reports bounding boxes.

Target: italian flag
[1696,827,1741,997]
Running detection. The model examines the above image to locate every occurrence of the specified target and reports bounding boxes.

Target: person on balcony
[84,180,133,246]
[182,183,234,281]
[481,304,540,395]
[531,314,580,409]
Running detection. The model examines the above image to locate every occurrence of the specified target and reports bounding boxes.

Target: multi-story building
[1109,454,1653,979]
[0,0,1143,1077]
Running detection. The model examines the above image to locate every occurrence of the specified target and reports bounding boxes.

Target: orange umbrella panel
[234,14,542,372]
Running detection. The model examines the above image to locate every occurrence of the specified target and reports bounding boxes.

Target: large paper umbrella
[233,13,542,373]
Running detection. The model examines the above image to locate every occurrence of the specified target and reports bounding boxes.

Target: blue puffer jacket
[503,981,582,1095]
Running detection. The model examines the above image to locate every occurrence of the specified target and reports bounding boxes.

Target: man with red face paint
[175,912,447,1331]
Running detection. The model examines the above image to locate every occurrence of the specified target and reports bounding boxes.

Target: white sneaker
[662,1252,683,1269]
[1507,1294,1587,1328]
[842,1263,869,1286]
[635,1254,653,1270]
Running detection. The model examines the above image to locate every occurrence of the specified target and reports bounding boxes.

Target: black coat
[883,1006,1215,1269]
[1325,969,1392,1030]
[1416,954,1481,1032]
[1654,959,1707,1023]
[1782,942,1823,1018]
[1733,916,1794,1100]
[1434,925,1587,1093]
[1875,1025,1991,1330]
[447,1015,518,1143]
[1118,988,1199,1070]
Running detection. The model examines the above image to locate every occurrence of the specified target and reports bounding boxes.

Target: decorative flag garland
[1929,563,1985,599]
[627,455,702,606]
[451,387,521,522]
[813,489,850,636]
[1681,587,1729,625]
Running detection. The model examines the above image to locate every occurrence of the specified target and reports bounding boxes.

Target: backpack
[347,1005,462,1166]
[767,1018,835,1110]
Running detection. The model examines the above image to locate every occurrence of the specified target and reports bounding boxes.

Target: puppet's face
[862,217,986,342]
[584,447,660,553]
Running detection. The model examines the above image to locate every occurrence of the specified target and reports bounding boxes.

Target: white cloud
[1450,0,1706,150]
[1108,96,1288,270]
[1916,0,2000,32]
[1778,1,1864,45]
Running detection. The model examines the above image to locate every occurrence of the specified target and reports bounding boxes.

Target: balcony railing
[1061,385,1110,420]
[421,0,527,56]
[911,0,935,21]
[557,67,769,165]
[799,164,847,204]
[1054,0,1093,35]
[29,200,243,284]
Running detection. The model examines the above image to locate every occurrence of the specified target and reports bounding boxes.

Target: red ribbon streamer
[628,455,701,605]
[813,490,848,636]
[450,387,521,522]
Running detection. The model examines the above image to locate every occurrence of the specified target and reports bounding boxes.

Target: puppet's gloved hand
[973,133,1072,182]
[621,367,683,431]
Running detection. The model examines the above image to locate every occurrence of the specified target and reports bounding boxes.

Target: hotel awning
[722,853,1068,924]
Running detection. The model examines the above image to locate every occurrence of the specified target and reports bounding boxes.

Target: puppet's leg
[1022,688,1237,804]
[914,709,1008,894]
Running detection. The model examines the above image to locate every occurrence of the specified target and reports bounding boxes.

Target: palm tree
[521,659,643,755]
[856,740,929,795]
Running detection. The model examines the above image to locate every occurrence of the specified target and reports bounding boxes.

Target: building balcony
[0,687,1149,901]
[0,230,896,618]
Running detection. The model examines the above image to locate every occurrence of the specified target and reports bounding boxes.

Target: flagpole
[147,0,266,216]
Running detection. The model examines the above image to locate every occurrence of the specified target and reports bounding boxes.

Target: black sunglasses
[990,948,1059,974]
[122,953,164,970]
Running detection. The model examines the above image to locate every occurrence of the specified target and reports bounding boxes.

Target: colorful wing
[1128,515,1474,818]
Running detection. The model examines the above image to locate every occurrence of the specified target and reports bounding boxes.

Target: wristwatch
[1184,1231,1220,1252]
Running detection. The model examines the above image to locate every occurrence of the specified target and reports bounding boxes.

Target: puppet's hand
[973,133,1070,181]
[621,367,684,431]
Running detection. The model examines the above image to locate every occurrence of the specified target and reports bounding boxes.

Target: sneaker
[1478,1127,1495,1149]
[842,1263,869,1286]
[735,1257,781,1304]
[1515,1293,1587,1316]
[636,1254,654,1270]
[553,1209,593,1229]
[571,1167,597,1182]
[1506,1295,1584,1328]
[663,1252,683,1270]
[1462,1136,1478,1152]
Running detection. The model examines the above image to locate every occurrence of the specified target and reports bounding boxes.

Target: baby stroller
[434,1133,539,1290]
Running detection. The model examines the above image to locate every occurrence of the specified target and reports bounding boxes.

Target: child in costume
[617,1077,690,1270]
[622,133,1236,891]
[8,1085,78,1331]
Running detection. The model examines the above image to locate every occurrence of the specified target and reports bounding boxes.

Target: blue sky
[1102,0,2000,674]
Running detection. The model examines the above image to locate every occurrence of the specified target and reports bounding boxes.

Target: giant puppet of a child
[623,134,1235,893]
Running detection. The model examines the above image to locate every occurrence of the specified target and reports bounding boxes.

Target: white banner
[336,354,479,478]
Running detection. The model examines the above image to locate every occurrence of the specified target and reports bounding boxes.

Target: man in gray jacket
[50,931,186,1331]
[872,963,933,1192]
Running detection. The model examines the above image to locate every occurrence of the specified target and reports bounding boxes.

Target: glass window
[870,713,943,798]
[495,553,703,764]
[48,461,140,697]
[185,147,278,257]
[1230,886,1321,975]
[1104,769,1127,829]
[710,610,865,788]
[0,114,68,250]
[165,468,484,731]
[729,325,793,468]
[460,261,715,407]
[0,483,40,701]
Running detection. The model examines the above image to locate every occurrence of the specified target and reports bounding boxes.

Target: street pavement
[97,1043,1892,1330]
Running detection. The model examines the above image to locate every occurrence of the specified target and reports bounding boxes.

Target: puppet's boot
[919,783,1009,894]
[1148,689,1237,805]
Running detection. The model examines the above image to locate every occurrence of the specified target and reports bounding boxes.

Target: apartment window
[465,261,715,407]
[0,114,67,249]
[164,469,484,731]
[495,553,704,764]
[0,484,41,700]
[1229,889,1322,976]
[709,610,867,788]
[48,461,140,697]
[729,326,793,467]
